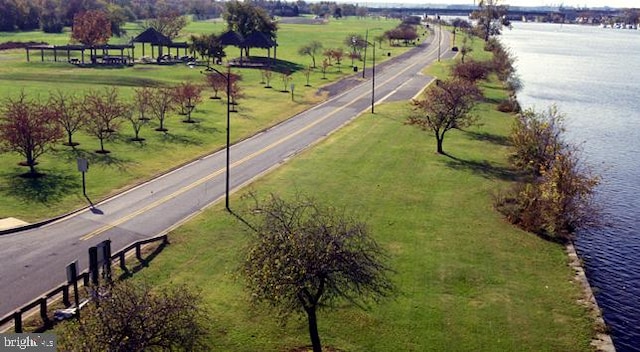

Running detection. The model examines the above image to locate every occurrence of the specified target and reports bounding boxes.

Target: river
[500,22,640,352]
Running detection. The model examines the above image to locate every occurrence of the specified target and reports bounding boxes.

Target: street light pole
[224,65,230,211]
[371,42,376,113]
[437,15,442,62]
[362,29,368,79]
[202,64,232,212]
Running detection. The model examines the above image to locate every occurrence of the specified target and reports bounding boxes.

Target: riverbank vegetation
[479,39,600,242]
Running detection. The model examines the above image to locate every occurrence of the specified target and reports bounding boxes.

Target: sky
[371,1,637,8]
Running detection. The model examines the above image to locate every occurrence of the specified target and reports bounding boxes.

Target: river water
[500,22,640,352]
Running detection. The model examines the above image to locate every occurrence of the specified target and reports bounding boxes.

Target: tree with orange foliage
[71,10,112,47]
[0,92,62,176]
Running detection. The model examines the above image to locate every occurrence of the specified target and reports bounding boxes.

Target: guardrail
[0,234,169,333]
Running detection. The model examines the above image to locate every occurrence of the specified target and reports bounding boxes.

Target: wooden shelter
[131,27,172,59]
[26,43,134,65]
[243,31,277,64]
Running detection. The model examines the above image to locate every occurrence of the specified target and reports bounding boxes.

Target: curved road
[0,29,453,319]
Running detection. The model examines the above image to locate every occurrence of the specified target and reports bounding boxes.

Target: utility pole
[437,15,442,62]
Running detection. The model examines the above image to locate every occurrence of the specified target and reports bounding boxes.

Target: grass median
[130,72,594,350]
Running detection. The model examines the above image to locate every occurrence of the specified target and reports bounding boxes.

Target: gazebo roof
[132,28,172,45]
[219,30,244,46]
[243,32,276,49]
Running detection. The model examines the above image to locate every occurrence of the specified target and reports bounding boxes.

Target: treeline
[0,0,224,33]
[0,0,377,34]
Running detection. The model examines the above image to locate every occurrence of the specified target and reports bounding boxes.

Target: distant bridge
[367,6,623,22]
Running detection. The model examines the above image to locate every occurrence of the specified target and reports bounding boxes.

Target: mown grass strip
[125,48,594,351]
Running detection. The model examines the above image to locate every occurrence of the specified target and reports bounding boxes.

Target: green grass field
[0,17,418,222]
[114,43,595,351]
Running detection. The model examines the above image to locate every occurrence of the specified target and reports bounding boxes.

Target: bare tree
[57,281,208,352]
[408,79,482,154]
[280,70,292,92]
[0,92,62,176]
[470,0,511,42]
[261,69,273,88]
[321,59,329,79]
[149,87,175,132]
[50,90,86,148]
[298,40,323,68]
[242,193,394,352]
[459,36,473,63]
[133,87,153,121]
[124,105,147,142]
[144,9,187,40]
[303,66,312,87]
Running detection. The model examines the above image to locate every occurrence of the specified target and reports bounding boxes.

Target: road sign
[77,158,89,172]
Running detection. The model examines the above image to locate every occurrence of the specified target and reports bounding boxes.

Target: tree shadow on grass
[464,131,511,147]
[54,148,134,173]
[1,169,79,204]
[187,123,221,134]
[442,153,519,182]
[160,132,203,146]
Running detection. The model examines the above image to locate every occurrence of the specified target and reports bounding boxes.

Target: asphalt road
[0,29,454,319]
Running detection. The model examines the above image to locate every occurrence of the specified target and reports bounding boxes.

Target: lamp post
[362,29,369,79]
[371,41,376,113]
[204,65,232,211]
[365,28,382,113]
[437,15,442,62]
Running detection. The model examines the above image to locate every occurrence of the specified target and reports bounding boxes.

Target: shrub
[496,106,600,241]
[451,59,490,82]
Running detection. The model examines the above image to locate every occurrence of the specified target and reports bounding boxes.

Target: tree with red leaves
[71,10,112,47]
[83,88,129,153]
[205,72,227,99]
[0,92,63,176]
[227,73,243,111]
[173,82,203,123]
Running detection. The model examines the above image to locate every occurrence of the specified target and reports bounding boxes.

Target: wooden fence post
[119,251,127,272]
[136,243,143,262]
[39,297,50,328]
[13,310,22,333]
[63,285,71,307]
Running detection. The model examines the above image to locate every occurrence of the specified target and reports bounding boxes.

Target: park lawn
[0,17,424,222]
[129,74,595,350]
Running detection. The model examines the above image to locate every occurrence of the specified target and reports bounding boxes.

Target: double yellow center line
[80,37,442,241]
